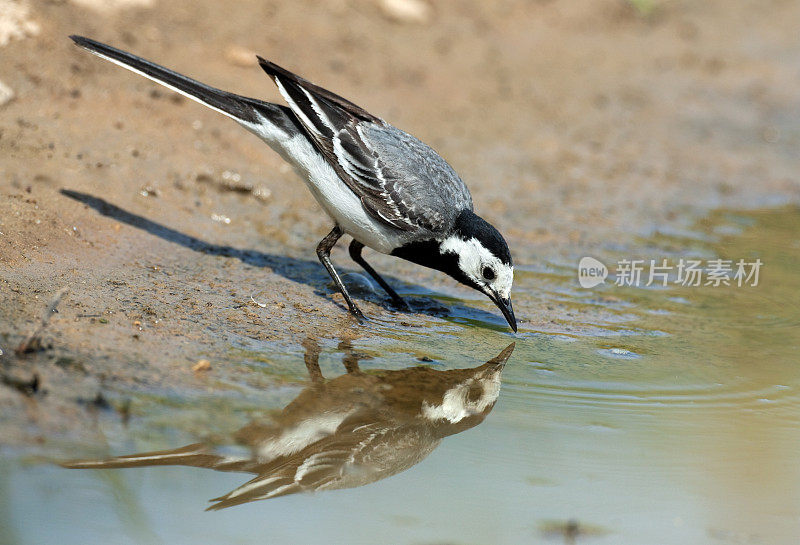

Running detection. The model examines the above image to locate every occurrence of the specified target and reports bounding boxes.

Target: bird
[62,340,515,509]
[69,36,517,332]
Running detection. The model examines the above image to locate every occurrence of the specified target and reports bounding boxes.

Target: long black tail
[61,442,258,473]
[69,35,296,132]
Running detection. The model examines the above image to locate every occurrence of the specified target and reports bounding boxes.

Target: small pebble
[225,45,258,67]
[253,185,272,202]
[192,359,211,372]
[139,184,160,197]
[70,0,155,14]
[378,0,432,24]
[0,1,40,47]
[0,79,14,108]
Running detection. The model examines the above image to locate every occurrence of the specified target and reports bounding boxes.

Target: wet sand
[2,0,800,444]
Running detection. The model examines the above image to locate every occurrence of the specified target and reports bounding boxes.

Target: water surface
[3,207,800,544]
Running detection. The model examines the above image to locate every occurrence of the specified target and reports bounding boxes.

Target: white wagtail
[62,341,515,508]
[69,36,517,331]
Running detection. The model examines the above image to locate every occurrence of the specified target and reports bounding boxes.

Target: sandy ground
[1,0,799,445]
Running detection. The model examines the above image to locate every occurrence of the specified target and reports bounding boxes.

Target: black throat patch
[391,236,487,293]
[390,238,472,287]
[389,210,509,292]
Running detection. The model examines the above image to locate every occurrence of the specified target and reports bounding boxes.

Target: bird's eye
[467,384,483,403]
[482,266,495,281]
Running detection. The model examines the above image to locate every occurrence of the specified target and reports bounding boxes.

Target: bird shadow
[59,189,506,328]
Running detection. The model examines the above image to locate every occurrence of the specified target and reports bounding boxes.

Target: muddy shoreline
[2,0,800,446]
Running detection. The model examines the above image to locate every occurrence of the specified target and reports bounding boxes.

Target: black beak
[486,342,516,369]
[487,290,517,333]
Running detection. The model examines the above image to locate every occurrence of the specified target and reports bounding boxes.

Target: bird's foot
[347,303,366,323]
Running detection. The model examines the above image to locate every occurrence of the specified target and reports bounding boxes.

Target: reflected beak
[487,290,517,333]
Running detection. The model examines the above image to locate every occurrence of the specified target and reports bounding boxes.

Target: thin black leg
[337,340,364,375]
[348,239,409,310]
[302,337,324,383]
[317,226,365,321]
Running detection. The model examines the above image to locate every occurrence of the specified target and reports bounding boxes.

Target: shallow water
[3,207,800,544]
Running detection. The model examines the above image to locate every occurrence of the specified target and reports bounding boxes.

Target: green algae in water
[4,207,800,545]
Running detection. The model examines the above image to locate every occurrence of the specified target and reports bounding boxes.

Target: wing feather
[258,58,472,233]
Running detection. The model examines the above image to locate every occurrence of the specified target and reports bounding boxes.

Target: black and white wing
[207,420,436,510]
[259,58,473,233]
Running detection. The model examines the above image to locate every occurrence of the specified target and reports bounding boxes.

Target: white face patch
[439,236,514,300]
[421,371,502,423]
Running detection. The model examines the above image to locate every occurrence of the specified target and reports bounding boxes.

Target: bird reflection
[63,341,515,509]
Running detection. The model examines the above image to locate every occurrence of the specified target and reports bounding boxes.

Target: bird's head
[439,210,516,332]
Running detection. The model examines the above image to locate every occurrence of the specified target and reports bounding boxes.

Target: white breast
[247,113,405,254]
